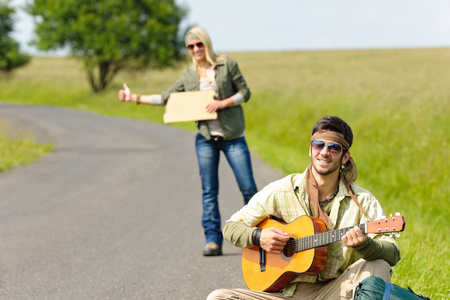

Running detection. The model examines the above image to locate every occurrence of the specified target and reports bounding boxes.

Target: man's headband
[311,130,350,150]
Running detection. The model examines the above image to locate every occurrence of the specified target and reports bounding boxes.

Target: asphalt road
[0,103,283,300]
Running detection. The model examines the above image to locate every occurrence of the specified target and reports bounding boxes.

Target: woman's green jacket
[160,56,251,140]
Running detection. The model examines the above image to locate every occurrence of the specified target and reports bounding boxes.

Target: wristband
[136,94,141,105]
[252,228,262,247]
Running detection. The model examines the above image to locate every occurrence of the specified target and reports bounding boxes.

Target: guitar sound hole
[283,238,295,257]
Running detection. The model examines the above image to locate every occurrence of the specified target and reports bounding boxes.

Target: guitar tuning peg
[395,233,401,238]
[395,212,400,216]
[390,213,393,217]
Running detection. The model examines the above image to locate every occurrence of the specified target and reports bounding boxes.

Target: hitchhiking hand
[119,83,132,101]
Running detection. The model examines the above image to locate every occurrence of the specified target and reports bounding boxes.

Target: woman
[118,27,257,256]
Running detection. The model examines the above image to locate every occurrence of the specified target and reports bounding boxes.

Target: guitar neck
[295,223,366,252]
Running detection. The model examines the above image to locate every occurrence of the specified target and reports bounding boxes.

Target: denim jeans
[195,134,257,247]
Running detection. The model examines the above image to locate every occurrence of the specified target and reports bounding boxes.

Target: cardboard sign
[163,90,217,123]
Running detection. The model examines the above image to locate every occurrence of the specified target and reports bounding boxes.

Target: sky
[10,0,450,54]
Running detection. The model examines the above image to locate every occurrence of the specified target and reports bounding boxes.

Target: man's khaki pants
[207,259,392,300]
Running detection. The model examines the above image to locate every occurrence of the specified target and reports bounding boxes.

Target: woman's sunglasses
[187,42,204,50]
[310,140,347,156]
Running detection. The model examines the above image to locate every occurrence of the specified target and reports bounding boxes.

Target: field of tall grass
[0,48,449,298]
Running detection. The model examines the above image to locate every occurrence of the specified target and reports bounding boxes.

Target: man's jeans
[195,134,257,247]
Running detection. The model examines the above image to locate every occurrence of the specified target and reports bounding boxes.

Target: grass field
[0,122,53,172]
[0,48,449,298]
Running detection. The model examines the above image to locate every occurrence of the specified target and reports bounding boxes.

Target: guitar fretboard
[292,223,366,252]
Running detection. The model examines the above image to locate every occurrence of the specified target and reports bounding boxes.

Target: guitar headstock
[366,213,405,237]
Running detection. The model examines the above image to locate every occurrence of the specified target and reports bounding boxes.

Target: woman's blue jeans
[195,134,257,247]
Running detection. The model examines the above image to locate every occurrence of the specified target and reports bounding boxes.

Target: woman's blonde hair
[185,27,224,70]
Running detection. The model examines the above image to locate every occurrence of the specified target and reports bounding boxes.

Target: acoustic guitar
[241,214,405,292]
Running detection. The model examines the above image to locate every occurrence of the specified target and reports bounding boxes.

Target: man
[208,116,401,299]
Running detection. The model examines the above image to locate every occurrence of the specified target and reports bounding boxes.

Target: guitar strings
[282,224,366,253]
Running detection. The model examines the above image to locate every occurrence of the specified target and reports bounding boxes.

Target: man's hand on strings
[342,226,367,247]
[259,227,290,254]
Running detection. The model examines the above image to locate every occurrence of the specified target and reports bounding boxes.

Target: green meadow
[0,48,449,298]
[0,123,53,172]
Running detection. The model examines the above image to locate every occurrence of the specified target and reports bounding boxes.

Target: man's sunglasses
[310,140,347,155]
[187,42,204,50]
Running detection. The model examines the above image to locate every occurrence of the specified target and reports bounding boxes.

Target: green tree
[27,0,187,92]
[0,1,31,72]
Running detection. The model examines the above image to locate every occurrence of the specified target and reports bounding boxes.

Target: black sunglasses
[310,140,347,156]
[187,42,204,50]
